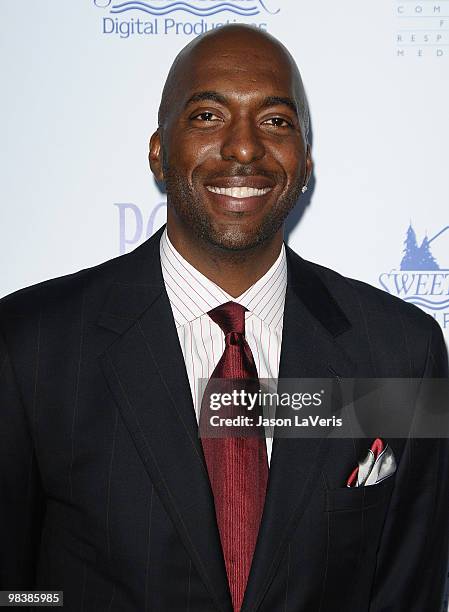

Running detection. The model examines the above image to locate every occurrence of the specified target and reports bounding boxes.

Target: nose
[220,116,265,164]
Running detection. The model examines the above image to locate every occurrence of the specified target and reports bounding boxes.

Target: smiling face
[150,26,312,253]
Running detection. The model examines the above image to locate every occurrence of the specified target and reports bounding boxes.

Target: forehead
[178,39,297,101]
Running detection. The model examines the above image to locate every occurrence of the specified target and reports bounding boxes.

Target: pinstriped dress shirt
[159,229,287,466]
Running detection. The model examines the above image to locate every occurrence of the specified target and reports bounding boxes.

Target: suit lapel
[242,247,355,612]
[98,229,232,612]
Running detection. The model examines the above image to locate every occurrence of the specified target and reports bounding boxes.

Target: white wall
[1,2,448,602]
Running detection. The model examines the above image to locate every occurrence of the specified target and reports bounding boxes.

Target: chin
[201,223,275,252]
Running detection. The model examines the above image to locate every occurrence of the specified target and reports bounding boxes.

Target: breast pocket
[325,474,396,512]
[318,475,396,610]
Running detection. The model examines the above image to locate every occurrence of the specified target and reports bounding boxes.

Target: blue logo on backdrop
[94,0,279,37]
[115,202,167,254]
[379,223,449,328]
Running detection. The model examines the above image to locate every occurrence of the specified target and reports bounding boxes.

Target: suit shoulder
[0,229,163,351]
[292,254,447,376]
[0,228,164,320]
[298,254,439,336]
[0,252,122,321]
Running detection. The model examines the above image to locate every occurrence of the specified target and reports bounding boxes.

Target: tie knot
[207,301,246,336]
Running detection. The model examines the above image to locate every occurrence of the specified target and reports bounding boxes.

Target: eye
[191,111,221,122]
[262,117,293,128]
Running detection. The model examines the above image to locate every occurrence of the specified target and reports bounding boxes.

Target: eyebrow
[259,96,298,117]
[184,91,299,117]
[184,91,228,108]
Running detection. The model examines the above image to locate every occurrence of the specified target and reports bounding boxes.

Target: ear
[304,144,313,185]
[149,128,164,182]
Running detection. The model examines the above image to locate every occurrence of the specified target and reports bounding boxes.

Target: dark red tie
[199,302,268,612]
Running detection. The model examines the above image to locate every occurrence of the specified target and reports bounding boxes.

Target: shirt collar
[160,228,287,330]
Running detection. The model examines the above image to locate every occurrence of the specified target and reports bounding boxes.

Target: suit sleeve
[0,329,46,589]
[369,320,449,612]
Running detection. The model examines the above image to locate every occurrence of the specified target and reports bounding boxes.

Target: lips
[203,175,275,214]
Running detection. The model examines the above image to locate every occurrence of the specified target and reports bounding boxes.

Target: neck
[166,224,284,298]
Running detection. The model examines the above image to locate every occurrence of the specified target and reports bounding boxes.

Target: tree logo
[400,223,441,271]
[379,223,449,329]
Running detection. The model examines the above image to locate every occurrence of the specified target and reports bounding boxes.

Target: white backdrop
[1,0,448,606]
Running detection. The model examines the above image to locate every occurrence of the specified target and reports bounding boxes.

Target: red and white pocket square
[346,438,397,487]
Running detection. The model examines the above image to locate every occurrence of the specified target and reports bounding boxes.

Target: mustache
[204,166,278,180]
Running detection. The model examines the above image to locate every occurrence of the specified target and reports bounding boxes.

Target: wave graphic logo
[379,223,449,317]
[94,0,279,17]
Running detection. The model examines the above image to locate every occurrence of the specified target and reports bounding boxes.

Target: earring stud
[301,185,308,194]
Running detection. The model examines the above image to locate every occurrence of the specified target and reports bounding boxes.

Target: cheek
[268,140,303,178]
[276,155,303,186]
[287,144,307,178]
[168,139,215,180]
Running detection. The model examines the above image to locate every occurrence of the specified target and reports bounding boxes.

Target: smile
[206,186,272,198]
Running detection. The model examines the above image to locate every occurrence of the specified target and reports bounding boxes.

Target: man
[0,24,448,612]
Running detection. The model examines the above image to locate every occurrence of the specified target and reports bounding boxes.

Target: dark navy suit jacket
[1,226,448,611]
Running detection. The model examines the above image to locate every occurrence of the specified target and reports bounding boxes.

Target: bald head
[158,25,309,141]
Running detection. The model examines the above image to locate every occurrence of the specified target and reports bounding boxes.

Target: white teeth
[206,186,271,198]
